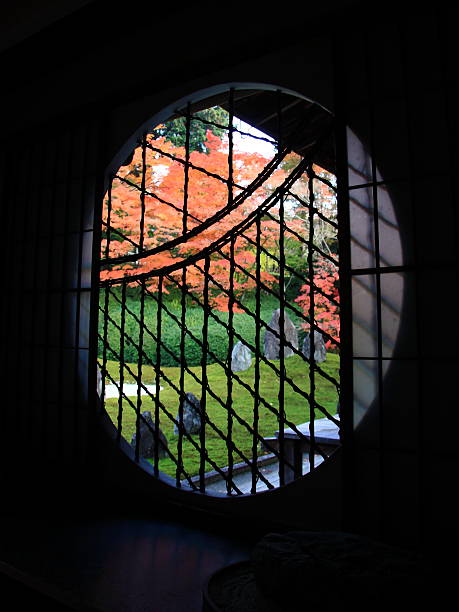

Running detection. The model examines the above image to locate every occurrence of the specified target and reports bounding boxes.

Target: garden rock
[264,309,298,360]
[97,364,102,396]
[131,411,168,459]
[302,331,327,363]
[231,341,252,372]
[174,392,202,435]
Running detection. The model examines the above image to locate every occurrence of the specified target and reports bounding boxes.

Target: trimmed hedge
[98,288,311,367]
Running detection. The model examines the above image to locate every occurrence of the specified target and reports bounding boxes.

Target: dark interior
[1,1,458,610]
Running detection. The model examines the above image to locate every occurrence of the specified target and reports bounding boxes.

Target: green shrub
[98,288,324,367]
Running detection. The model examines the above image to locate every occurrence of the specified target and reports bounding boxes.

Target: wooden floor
[0,514,252,612]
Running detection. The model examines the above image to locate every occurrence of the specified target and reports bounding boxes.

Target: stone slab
[103,384,161,399]
[277,417,340,445]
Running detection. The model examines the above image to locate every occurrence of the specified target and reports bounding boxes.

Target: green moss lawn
[103,352,339,480]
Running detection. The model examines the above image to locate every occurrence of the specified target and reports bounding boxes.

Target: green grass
[103,352,340,480]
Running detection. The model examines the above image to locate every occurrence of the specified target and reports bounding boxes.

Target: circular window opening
[97,85,341,495]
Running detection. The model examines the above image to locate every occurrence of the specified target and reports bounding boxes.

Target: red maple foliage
[101,130,293,305]
[100,129,339,329]
[294,256,340,349]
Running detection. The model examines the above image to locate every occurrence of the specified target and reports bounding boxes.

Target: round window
[97,85,341,495]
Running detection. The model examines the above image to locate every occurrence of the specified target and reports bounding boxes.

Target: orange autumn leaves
[294,257,340,348]
[100,128,339,345]
[101,130,288,306]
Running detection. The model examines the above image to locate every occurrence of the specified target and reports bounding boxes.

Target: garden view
[98,104,340,486]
